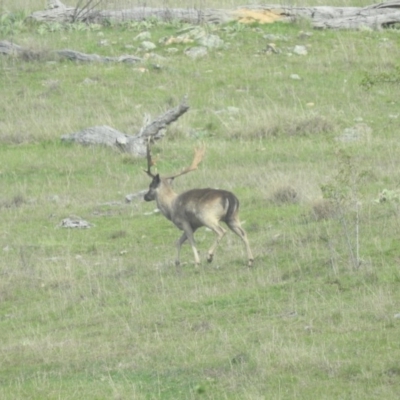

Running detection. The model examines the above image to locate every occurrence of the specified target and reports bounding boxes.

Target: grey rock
[134,31,151,41]
[60,217,92,229]
[141,41,156,51]
[198,34,224,49]
[293,45,308,55]
[125,190,147,203]
[184,46,208,59]
[336,123,372,142]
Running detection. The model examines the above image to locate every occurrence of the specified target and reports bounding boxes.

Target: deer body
[144,173,254,267]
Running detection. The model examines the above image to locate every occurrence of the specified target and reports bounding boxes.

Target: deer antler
[165,144,206,180]
[144,141,157,177]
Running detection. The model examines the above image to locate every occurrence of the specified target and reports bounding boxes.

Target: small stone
[60,217,92,229]
[227,106,240,114]
[198,34,224,49]
[133,67,148,73]
[263,33,288,41]
[265,43,279,54]
[134,31,151,41]
[184,46,208,59]
[140,41,156,51]
[298,31,313,39]
[335,123,372,142]
[125,191,144,203]
[293,45,308,55]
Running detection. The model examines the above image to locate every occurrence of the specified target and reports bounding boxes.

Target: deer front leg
[179,225,201,267]
[206,224,226,263]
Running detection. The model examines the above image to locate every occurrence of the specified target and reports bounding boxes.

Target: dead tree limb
[29,1,400,30]
[61,97,190,156]
[56,49,141,63]
[29,1,236,24]
[72,0,104,22]
[0,40,141,63]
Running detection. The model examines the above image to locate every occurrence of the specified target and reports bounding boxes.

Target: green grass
[1,2,400,399]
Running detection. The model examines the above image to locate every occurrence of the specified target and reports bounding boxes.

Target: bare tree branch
[61,97,190,156]
[73,0,104,23]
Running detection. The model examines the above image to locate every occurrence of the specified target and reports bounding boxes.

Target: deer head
[143,142,205,202]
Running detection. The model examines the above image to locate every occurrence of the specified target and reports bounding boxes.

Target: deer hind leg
[206,223,227,263]
[178,225,201,267]
[226,218,254,267]
[175,233,188,267]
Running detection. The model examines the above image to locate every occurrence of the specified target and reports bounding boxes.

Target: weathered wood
[29,1,239,24]
[0,40,141,63]
[235,2,400,29]
[61,97,190,156]
[312,2,400,29]
[313,9,400,29]
[28,1,400,30]
[56,49,141,63]
[0,40,22,56]
[94,7,234,24]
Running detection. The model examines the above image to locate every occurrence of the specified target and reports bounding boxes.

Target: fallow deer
[143,143,254,267]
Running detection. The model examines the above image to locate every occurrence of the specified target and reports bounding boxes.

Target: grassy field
[1,1,400,399]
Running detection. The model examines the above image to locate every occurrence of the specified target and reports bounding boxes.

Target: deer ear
[155,174,161,183]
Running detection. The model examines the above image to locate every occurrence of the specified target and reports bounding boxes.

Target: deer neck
[155,182,177,221]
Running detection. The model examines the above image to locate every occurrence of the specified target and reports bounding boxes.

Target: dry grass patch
[310,198,340,221]
[22,49,53,62]
[0,194,26,209]
[230,110,336,140]
[270,185,299,205]
[284,114,334,137]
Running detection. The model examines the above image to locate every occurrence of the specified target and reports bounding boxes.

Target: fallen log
[312,2,400,29]
[28,0,400,30]
[56,49,141,63]
[0,40,23,56]
[314,9,400,29]
[61,97,190,156]
[29,2,240,24]
[0,40,141,63]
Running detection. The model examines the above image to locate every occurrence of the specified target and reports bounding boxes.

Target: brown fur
[144,175,253,267]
